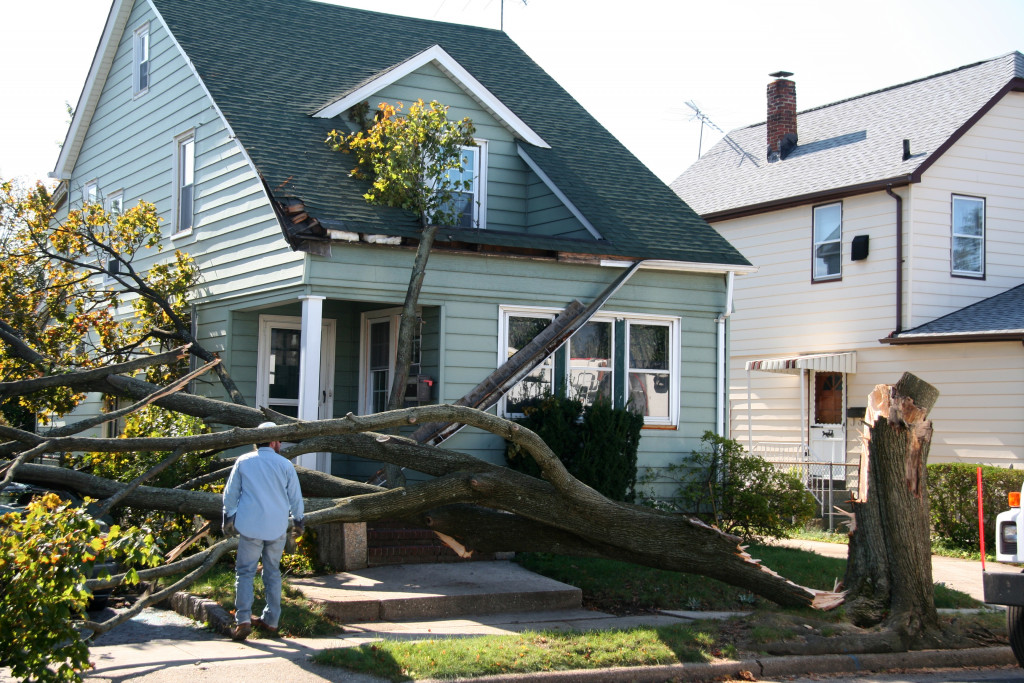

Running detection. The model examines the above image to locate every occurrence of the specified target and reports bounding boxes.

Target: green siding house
[52,0,752,481]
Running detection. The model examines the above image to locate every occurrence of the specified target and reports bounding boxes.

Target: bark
[844,372,949,647]
[4,402,841,610]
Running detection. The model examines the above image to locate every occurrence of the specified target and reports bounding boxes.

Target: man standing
[223,421,304,641]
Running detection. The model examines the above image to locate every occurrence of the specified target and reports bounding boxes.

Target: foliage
[505,396,643,502]
[0,179,199,418]
[0,493,159,682]
[646,431,817,540]
[928,463,1024,552]
[326,99,476,229]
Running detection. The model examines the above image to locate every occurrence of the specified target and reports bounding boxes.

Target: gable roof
[671,53,1024,220]
[883,283,1024,344]
[62,0,748,268]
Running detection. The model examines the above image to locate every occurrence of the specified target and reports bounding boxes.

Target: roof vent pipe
[767,71,798,160]
[902,139,911,161]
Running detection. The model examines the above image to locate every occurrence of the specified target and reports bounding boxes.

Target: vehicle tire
[1008,604,1024,668]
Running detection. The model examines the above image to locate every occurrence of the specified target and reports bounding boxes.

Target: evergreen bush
[504,396,643,502]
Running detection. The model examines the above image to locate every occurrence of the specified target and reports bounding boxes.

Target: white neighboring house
[672,53,1024,475]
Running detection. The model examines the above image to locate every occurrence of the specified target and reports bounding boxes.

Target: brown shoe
[250,615,279,636]
[230,622,251,641]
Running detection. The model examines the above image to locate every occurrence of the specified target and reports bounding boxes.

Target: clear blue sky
[3,0,1024,186]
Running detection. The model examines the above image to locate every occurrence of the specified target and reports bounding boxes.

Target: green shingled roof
[151,0,748,266]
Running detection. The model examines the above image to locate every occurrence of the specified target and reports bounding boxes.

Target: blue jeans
[235,532,287,628]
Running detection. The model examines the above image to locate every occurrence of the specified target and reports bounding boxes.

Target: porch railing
[749,442,857,532]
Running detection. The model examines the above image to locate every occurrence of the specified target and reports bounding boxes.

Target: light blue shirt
[223,446,304,541]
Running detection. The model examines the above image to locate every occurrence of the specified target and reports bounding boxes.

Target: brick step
[367,522,507,566]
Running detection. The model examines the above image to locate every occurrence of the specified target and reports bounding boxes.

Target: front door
[809,370,845,477]
[256,315,336,420]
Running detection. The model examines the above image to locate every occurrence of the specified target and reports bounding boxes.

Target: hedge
[929,463,1024,551]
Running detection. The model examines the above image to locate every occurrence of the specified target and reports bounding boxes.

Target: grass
[313,623,730,682]
[307,542,994,680]
[790,526,1001,563]
[186,563,336,638]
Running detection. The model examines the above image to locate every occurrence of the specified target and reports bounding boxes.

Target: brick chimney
[767,71,797,159]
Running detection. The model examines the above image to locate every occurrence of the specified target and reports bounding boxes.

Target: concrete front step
[287,560,582,623]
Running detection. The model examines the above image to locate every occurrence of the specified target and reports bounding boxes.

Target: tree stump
[844,373,941,645]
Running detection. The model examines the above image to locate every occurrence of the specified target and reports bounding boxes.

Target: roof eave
[880,332,1024,345]
[52,0,135,181]
[701,176,915,223]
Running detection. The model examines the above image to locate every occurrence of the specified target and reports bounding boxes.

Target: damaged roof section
[149,0,749,267]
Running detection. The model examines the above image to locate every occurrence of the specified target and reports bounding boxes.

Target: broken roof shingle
[150,0,749,267]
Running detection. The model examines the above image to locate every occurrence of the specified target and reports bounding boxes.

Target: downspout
[886,186,904,334]
[715,271,736,436]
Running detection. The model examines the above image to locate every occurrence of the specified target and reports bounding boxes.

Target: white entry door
[256,315,336,421]
[809,370,845,477]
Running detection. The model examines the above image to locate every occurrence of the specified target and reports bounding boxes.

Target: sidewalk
[6,541,1015,682]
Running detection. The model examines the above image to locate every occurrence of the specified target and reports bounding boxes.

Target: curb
[421,646,1016,682]
[168,591,233,636]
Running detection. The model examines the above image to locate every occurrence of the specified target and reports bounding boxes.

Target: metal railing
[749,442,858,531]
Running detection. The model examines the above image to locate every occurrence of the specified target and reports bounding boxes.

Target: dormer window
[133,23,151,96]
[443,141,487,229]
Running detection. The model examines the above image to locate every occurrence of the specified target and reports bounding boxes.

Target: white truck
[986,484,1024,665]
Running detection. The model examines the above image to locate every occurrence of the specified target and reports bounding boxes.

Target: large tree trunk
[844,373,945,646]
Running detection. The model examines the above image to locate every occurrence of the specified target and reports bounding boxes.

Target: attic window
[442,141,487,229]
[133,23,151,96]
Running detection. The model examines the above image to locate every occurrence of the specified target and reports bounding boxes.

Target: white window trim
[470,140,487,229]
[83,180,99,205]
[951,194,985,278]
[255,314,336,418]
[812,202,842,282]
[132,23,151,97]
[172,130,195,237]
[358,307,423,414]
[498,305,680,426]
[103,190,124,283]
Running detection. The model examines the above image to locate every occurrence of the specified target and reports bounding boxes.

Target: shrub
[505,396,643,502]
[929,463,1024,551]
[648,431,817,540]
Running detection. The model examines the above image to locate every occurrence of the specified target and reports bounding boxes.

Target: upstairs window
[174,132,195,234]
[133,24,151,96]
[443,142,486,229]
[812,202,842,282]
[83,180,98,205]
[107,191,123,217]
[951,194,985,278]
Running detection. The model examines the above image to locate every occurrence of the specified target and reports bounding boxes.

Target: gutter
[715,271,736,436]
[885,185,904,335]
[881,332,1024,345]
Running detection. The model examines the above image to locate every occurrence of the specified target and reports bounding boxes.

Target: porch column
[297,295,326,472]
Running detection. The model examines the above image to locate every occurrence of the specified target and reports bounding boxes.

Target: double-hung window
[500,307,679,426]
[84,180,98,205]
[174,132,195,234]
[951,194,985,278]
[133,23,151,96]
[812,202,842,281]
[442,141,486,229]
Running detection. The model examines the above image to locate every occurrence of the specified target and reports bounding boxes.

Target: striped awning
[745,352,856,375]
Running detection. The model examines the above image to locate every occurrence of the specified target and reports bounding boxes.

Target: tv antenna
[685,101,758,166]
[501,0,527,31]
